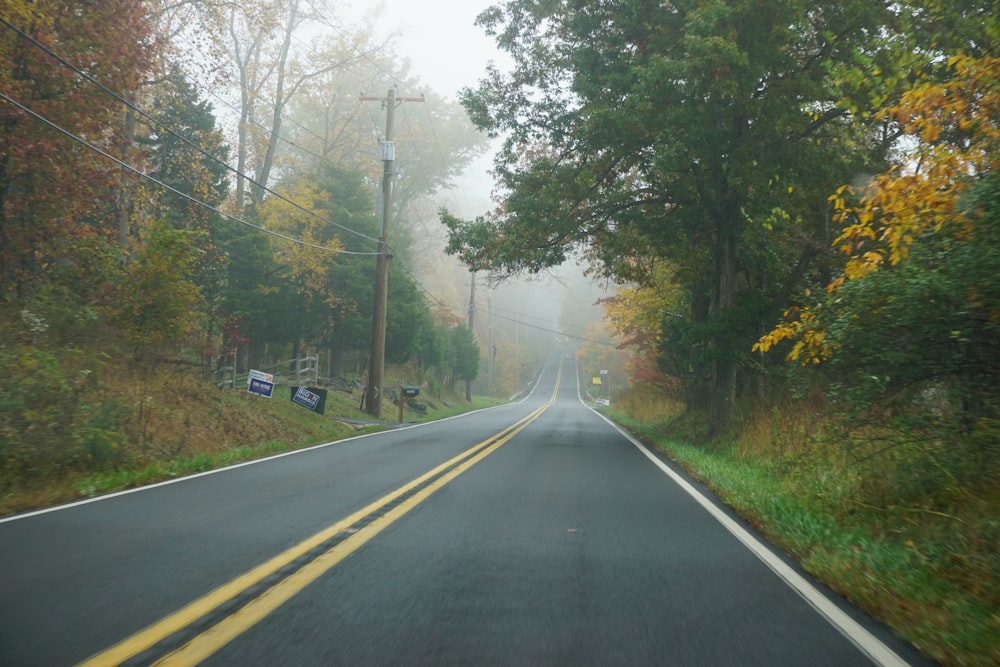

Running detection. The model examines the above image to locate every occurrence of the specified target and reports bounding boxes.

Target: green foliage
[451,0,910,430]
[0,343,121,487]
[791,170,1000,479]
[141,66,230,332]
[610,392,1000,667]
[386,266,434,365]
[449,326,480,383]
[141,66,230,227]
[113,220,204,355]
[414,317,446,372]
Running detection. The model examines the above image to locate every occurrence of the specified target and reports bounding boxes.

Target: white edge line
[0,396,532,525]
[587,407,912,667]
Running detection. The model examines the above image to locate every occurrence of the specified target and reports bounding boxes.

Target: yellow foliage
[759,55,1000,364]
[600,262,684,386]
[258,182,345,303]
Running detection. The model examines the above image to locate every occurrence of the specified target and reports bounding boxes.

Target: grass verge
[606,392,999,667]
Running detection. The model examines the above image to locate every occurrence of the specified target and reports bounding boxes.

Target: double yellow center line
[79,367,562,666]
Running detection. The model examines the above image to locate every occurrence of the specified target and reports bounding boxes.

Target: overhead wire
[4,6,517,326]
[490,310,615,346]
[0,15,381,247]
[143,3,468,259]
[0,91,379,256]
[391,253,615,347]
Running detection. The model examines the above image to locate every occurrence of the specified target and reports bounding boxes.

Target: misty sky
[338,1,507,215]
[347,0,504,99]
[344,1,611,333]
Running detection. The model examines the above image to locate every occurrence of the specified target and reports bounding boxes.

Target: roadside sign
[247,369,274,398]
[248,369,274,385]
[248,378,274,397]
[291,386,327,415]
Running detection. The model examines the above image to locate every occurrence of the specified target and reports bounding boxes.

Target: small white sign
[248,369,274,385]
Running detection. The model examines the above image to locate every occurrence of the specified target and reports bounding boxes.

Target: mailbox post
[398,385,420,423]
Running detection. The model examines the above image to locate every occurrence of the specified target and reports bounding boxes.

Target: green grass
[72,441,293,498]
[607,393,1000,667]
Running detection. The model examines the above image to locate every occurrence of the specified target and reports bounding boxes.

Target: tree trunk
[686,282,712,414]
[252,0,297,206]
[708,224,739,436]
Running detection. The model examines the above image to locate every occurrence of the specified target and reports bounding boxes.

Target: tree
[283,40,491,268]
[756,56,1000,438]
[113,220,203,358]
[385,266,434,365]
[138,66,230,348]
[450,325,480,401]
[445,0,907,433]
[255,163,373,365]
[0,0,154,297]
[599,263,683,393]
[140,68,229,230]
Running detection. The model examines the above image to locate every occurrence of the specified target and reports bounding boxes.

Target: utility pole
[468,271,476,331]
[488,287,495,403]
[466,272,476,402]
[360,88,423,418]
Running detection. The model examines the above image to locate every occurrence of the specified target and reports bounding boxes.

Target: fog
[343,0,509,100]
[342,0,609,354]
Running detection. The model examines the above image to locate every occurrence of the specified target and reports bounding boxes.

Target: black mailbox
[402,386,420,398]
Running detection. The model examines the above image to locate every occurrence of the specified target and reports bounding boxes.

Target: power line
[0,16,381,247]
[0,91,381,256]
[490,310,616,346]
[391,254,615,347]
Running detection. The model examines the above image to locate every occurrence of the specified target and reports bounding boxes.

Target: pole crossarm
[359,95,426,104]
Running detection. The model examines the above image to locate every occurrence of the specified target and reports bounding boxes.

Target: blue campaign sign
[291,386,327,414]
[248,377,274,398]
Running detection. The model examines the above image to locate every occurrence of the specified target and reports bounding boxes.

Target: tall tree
[450,324,480,401]
[0,0,153,297]
[445,0,909,433]
[217,0,362,212]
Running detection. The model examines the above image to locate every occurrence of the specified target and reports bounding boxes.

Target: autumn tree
[599,263,684,394]
[757,56,1000,437]
[445,0,913,434]
[283,42,491,268]
[113,220,203,358]
[0,0,154,297]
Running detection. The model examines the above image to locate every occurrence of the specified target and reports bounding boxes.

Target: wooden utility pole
[361,88,423,418]
[466,272,476,402]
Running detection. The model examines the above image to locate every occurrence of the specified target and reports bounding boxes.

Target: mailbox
[402,386,420,398]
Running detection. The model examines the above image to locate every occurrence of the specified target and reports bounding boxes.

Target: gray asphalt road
[0,352,934,666]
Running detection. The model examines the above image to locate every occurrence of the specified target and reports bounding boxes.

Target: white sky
[345,0,505,100]
[341,1,608,330]
[336,0,509,215]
